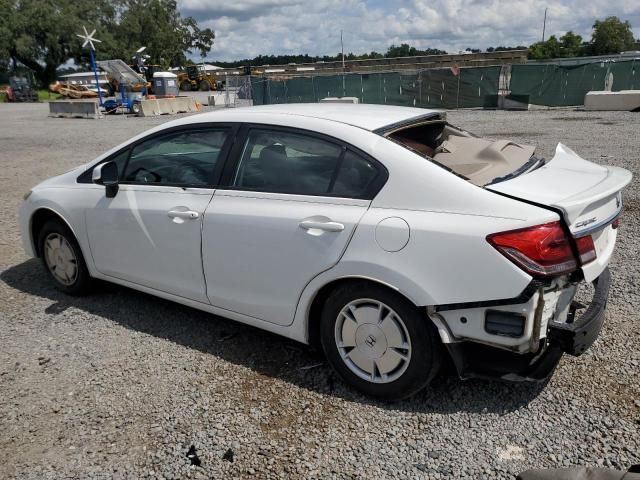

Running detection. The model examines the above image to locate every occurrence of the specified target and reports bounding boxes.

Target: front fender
[19,187,99,275]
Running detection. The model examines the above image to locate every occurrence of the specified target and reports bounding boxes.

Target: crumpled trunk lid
[487,143,632,281]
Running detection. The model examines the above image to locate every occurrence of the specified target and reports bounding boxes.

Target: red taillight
[575,235,597,265]
[487,221,577,277]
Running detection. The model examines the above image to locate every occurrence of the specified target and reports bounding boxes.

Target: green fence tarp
[508,60,638,106]
[251,60,638,109]
[251,65,502,109]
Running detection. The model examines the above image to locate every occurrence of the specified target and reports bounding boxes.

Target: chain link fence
[220,74,253,108]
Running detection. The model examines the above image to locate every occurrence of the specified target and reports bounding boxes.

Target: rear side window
[332,151,379,198]
[233,129,342,195]
[232,128,381,198]
[123,129,228,186]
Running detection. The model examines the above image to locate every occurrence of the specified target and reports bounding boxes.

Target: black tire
[180,81,192,92]
[320,282,442,400]
[38,220,92,295]
[199,80,211,91]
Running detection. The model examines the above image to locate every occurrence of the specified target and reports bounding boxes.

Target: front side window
[111,149,130,178]
[123,129,228,186]
[233,129,378,197]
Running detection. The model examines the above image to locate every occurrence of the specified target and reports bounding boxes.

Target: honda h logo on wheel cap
[365,334,377,347]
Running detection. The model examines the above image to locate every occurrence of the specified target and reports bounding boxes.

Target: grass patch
[38,89,61,102]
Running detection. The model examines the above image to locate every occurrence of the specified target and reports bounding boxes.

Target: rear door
[202,126,386,326]
[488,143,632,281]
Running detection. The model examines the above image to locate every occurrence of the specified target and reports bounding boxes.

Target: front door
[202,126,384,325]
[86,126,233,303]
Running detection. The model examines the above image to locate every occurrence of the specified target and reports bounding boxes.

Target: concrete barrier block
[585,90,640,111]
[319,97,360,104]
[49,100,102,119]
[137,97,199,116]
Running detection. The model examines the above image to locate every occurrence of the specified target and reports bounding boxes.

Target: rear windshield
[386,120,541,186]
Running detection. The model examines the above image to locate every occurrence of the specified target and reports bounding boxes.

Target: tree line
[212,45,448,69]
[220,17,637,67]
[528,17,637,60]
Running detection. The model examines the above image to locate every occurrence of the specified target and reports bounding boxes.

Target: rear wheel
[38,220,92,295]
[180,80,192,92]
[199,80,211,91]
[320,282,441,400]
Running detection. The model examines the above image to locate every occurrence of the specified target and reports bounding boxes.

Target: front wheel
[38,220,92,295]
[320,282,441,400]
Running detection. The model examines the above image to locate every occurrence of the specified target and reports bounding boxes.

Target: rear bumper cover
[445,267,610,381]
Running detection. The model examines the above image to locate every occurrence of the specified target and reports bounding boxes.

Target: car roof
[177,103,443,132]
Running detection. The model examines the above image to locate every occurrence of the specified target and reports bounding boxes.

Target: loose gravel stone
[0,104,638,479]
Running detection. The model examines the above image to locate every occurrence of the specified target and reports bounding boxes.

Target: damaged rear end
[383,118,632,381]
[434,143,631,381]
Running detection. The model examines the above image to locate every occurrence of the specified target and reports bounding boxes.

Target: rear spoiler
[373,112,446,136]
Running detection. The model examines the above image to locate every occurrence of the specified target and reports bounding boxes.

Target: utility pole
[542,7,548,42]
[341,29,345,94]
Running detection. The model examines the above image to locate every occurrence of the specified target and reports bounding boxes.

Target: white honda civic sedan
[19,104,631,399]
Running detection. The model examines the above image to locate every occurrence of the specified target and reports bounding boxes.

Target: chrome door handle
[168,210,200,220]
[299,220,344,232]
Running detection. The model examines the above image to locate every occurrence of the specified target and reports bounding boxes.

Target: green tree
[3,0,118,86]
[494,46,528,51]
[1,0,214,86]
[590,16,635,55]
[385,43,446,58]
[114,0,214,67]
[559,31,583,57]
[386,43,415,57]
[528,35,562,60]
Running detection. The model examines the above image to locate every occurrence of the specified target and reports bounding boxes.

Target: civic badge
[575,217,597,229]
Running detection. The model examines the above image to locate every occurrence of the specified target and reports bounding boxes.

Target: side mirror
[92,161,119,198]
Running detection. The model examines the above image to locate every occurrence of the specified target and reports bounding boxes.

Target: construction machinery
[130,47,162,93]
[97,59,146,114]
[5,76,38,102]
[178,65,221,91]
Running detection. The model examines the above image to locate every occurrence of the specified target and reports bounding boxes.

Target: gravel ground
[0,104,638,479]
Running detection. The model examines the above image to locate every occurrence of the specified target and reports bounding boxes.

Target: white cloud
[177,0,640,61]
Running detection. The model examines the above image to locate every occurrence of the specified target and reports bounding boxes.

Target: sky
[177,0,640,62]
